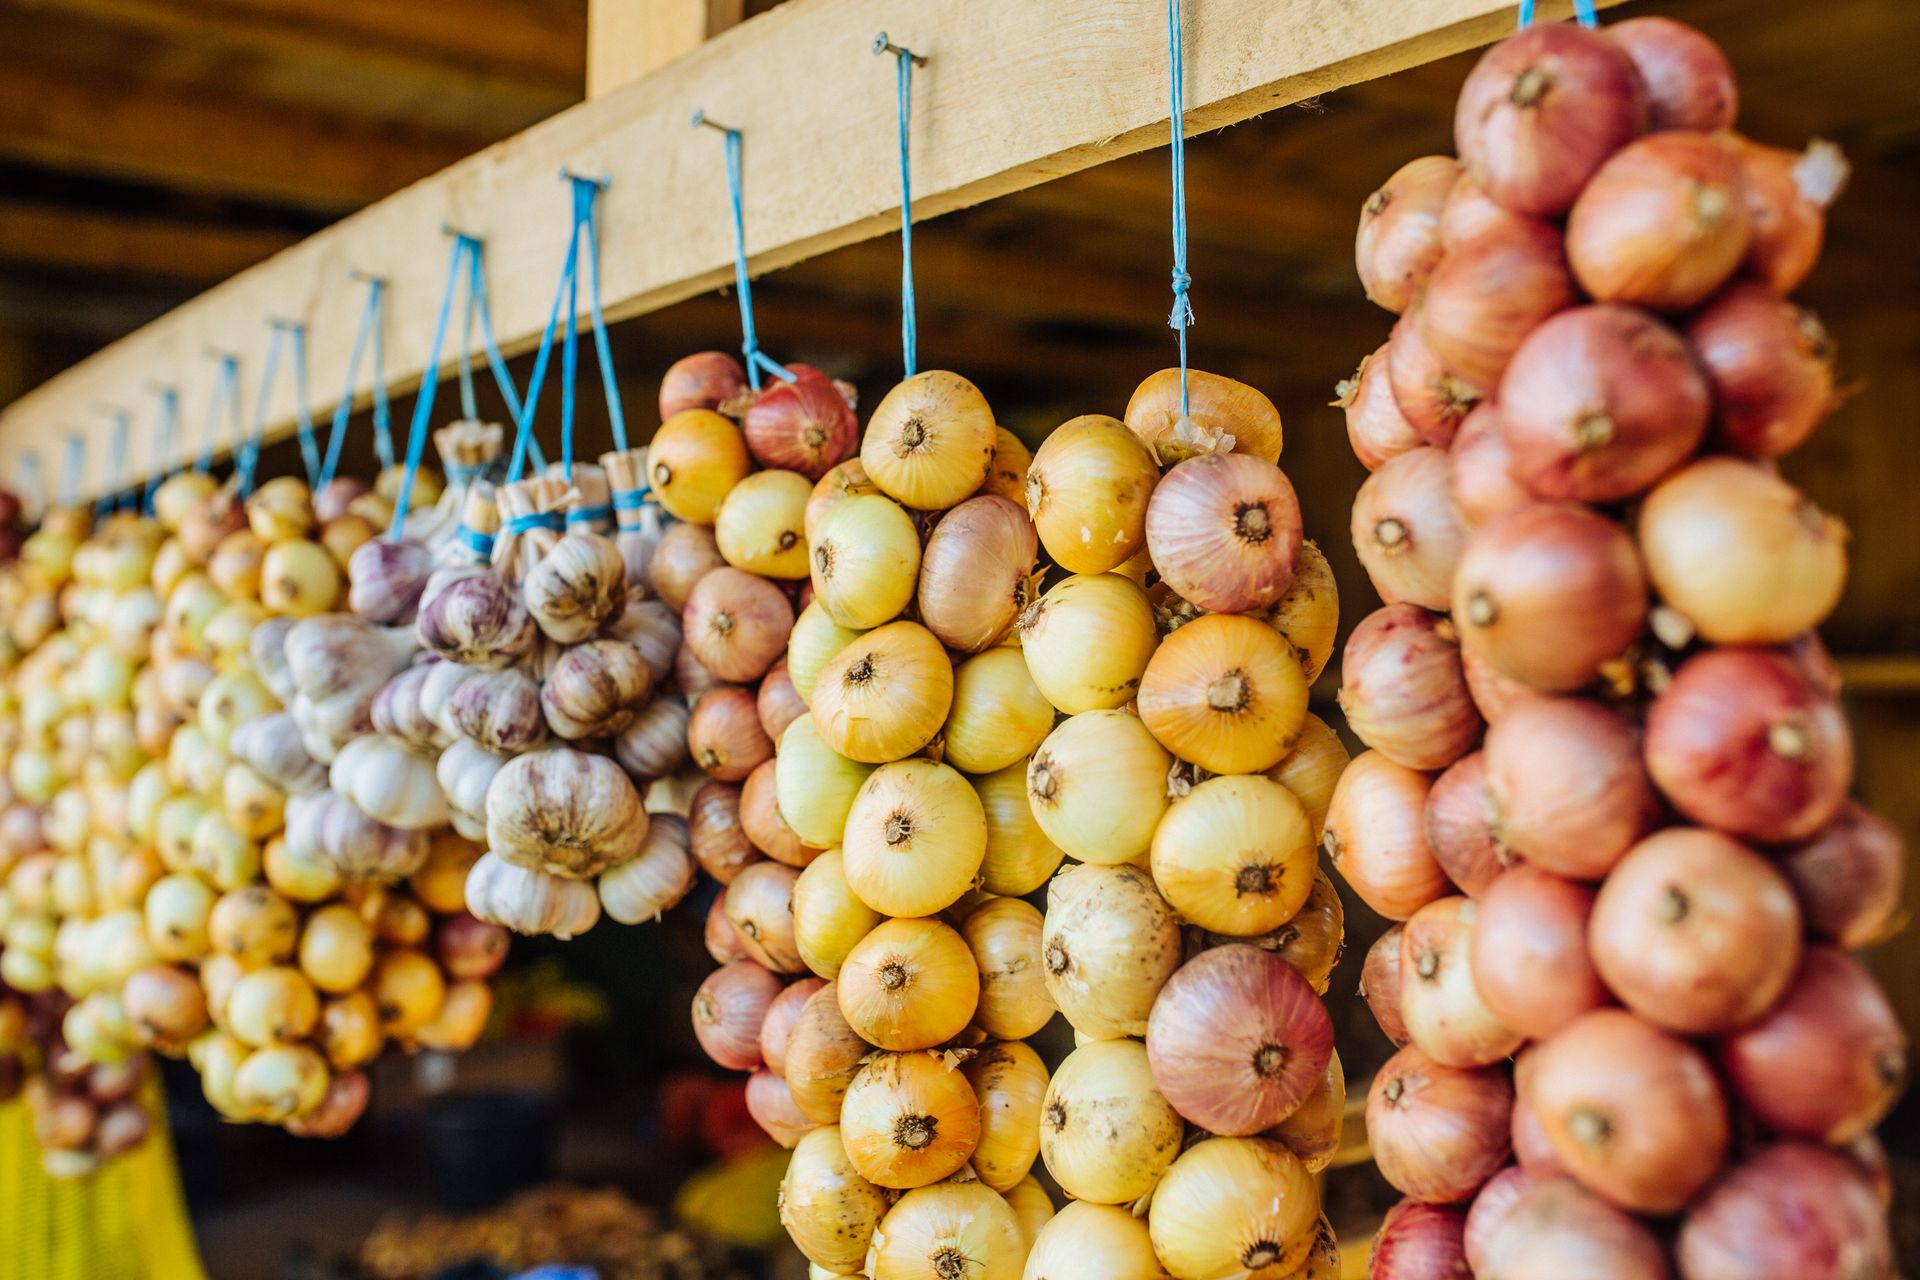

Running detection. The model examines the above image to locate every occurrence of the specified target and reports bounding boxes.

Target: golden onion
[1267,1049,1346,1174]
[961,897,1054,1041]
[776,714,878,849]
[792,850,882,979]
[943,648,1053,775]
[649,409,751,524]
[1023,1199,1171,1280]
[1026,711,1170,865]
[1125,367,1285,465]
[788,603,864,701]
[715,469,812,578]
[981,427,1033,506]
[1041,863,1181,1040]
[316,990,384,1069]
[860,370,998,511]
[785,982,868,1124]
[962,1040,1048,1192]
[1147,1137,1320,1280]
[842,760,985,918]
[234,1043,330,1124]
[867,1175,1026,1280]
[263,833,344,905]
[779,1124,890,1274]
[1039,1038,1182,1205]
[839,1050,982,1189]
[1258,539,1339,683]
[297,903,376,995]
[1137,614,1308,775]
[371,948,445,1037]
[1150,775,1316,936]
[803,458,882,543]
[810,621,954,764]
[1264,713,1350,840]
[973,760,1066,897]
[1017,574,1158,714]
[810,493,922,630]
[1025,415,1159,575]
[1005,1175,1054,1245]
[260,539,343,616]
[836,916,979,1051]
[225,965,321,1047]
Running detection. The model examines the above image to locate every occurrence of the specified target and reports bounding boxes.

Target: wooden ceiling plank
[589,0,745,99]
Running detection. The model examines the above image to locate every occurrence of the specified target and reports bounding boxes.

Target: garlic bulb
[541,639,654,740]
[417,660,478,743]
[602,596,681,684]
[284,615,415,703]
[436,739,508,843]
[613,695,689,781]
[448,667,547,754]
[346,537,433,624]
[369,663,443,750]
[466,850,601,939]
[228,712,326,796]
[597,814,695,924]
[250,617,297,702]
[486,747,648,878]
[416,569,536,669]
[285,790,428,881]
[328,735,449,831]
[523,532,628,643]
[289,690,372,765]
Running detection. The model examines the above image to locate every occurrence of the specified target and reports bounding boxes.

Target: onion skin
[1356,155,1459,314]
[683,567,794,683]
[756,662,808,745]
[1362,924,1412,1048]
[1481,1179,1673,1280]
[1026,413,1157,575]
[1448,404,1530,531]
[1400,897,1524,1069]
[1777,802,1907,948]
[1351,448,1469,613]
[691,960,780,1072]
[1460,646,1547,725]
[1125,367,1286,465]
[659,351,747,419]
[1338,605,1482,772]
[1389,308,1482,448]
[914,494,1036,652]
[784,983,868,1125]
[648,521,725,611]
[1145,453,1303,616]
[1422,753,1505,897]
[1718,947,1907,1145]
[742,364,857,479]
[1497,305,1709,503]
[1453,24,1648,217]
[1421,219,1576,389]
[1325,751,1451,922]
[1267,1048,1346,1173]
[1644,646,1853,844]
[1588,828,1801,1036]
[1338,345,1424,471]
[759,976,828,1077]
[1440,172,1543,252]
[1737,139,1849,295]
[705,890,751,964]
[1567,132,1751,311]
[1470,866,1608,1042]
[1220,868,1345,996]
[1138,615,1309,778]
[1370,1200,1470,1280]
[688,686,774,782]
[1509,1084,1563,1177]
[745,1068,815,1148]
[1368,1044,1514,1205]
[1607,17,1737,132]
[1483,697,1657,880]
[1462,1165,1544,1276]
[689,781,760,884]
[1452,502,1648,695]
[1688,284,1835,459]
[1525,1008,1729,1214]
[1145,944,1334,1137]
[1676,1143,1894,1280]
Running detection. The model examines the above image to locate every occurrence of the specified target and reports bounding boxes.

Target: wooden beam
[0,0,1623,498]
[588,0,744,98]
[0,201,300,285]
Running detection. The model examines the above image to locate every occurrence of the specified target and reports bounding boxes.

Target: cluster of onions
[1338,17,1900,1277]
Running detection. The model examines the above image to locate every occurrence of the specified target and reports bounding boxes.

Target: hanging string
[873,34,927,377]
[97,409,131,517]
[196,354,240,474]
[142,387,178,515]
[692,111,797,391]
[287,323,322,484]
[17,452,42,524]
[1517,0,1599,28]
[503,194,586,488]
[61,433,85,509]
[235,322,289,496]
[576,180,629,456]
[319,274,388,490]
[461,237,546,473]
[1166,0,1195,418]
[389,236,473,536]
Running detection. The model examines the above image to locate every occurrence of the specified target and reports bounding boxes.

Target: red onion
[1498,305,1709,503]
[690,780,760,884]
[649,520,726,612]
[1679,1143,1893,1280]
[1483,697,1657,879]
[1370,1200,1470,1280]
[1145,944,1334,1136]
[756,661,808,744]
[1778,802,1907,948]
[1422,753,1505,897]
[1337,344,1424,470]
[1719,947,1907,1144]
[746,1067,816,1148]
[692,960,781,1071]
[688,686,774,782]
[1608,17,1737,132]
[1439,173,1543,252]
[435,912,510,982]
[759,976,829,1078]
[1471,866,1608,1041]
[743,364,858,480]
[1644,646,1852,843]
[1689,283,1836,460]
[660,350,747,419]
[1844,1133,1895,1211]
[1422,221,1576,389]
[725,860,804,974]
[1325,752,1452,922]
[1452,503,1648,694]
[1590,828,1802,1035]
[1463,1165,1546,1275]
[1453,25,1648,217]
[1145,453,1303,615]
[1389,309,1481,447]
[1509,1083,1563,1177]
[1356,154,1460,313]
[1448,405,1530,530]
[1525,1008,1729,1214]
[1567,131,1751,310]
[1351,449,1469,612]
[1737,139,1850,295]
[1460,645,1547,724]
[740,759,813,868]
[1363,924,1412,1047]
[675,644,720,702]
[705,888,751,964]
[1368,1044,1513,1204]
[1337,604,1483,772]
[1482,1179,1672,1280]
[1400,897,1524,1068]
[682,567,794,683]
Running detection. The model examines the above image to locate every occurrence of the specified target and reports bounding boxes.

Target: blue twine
[390,236,472,536]
[61,432,85,507]
[567,503,613,527]
[504,192,587,485]
[196,355,240,474]
[456,525,496,559]
[288,323,322,484]
[1518,0,1598,28]
[98,410,130,517]
[142,387,178,515]
[612,488,651,512]
[1166,0,1194,418]
[695,114,796,391]
[875,36,925,378]
[461,239,544,469]
[502,511,563,536]
[561,181,585,480]
[320,276,388,489]
[577,182,629,454]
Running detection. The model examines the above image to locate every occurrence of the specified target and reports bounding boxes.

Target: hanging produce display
[1334,13,1902,1277]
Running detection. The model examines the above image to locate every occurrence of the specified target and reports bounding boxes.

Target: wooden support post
[588,0,744,98]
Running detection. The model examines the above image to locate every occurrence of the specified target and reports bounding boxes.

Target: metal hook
[440,223,483,242]
[347,267,386,284]
[872,33,927,65]
[269,316,304,332]
[559,166,611,188]
[691,108,735,134]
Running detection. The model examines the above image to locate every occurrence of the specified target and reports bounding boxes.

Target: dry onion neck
[897,418,929,453]
[1043,941,1070,977]
[1252,1042,1290,1079]
[1206,670,1252,712]
[932,1250,967,1280]
[1235,861,1281,897]
[1028,756,1059,804]
[894,1112,938,1150]
[1042,1099,1067,1131]
[884,810,915,845]
[1510,64,1552,107]
[1575,411,1617,451]
[1568,1107,1615,1151]
[1243,1241,1285,1270]
[1234,501,1274,545]
[880,960,910,992]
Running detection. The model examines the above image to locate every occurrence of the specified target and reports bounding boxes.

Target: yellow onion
[1017,574,1157,714]
[1025,1199,1169,1279]
[716,469,812,579]
[1256,542,1339,682]
[208,885,298,966]
[1025,415,1159,575]
[943,649,1052,775]
[1223,868,1347,997]
[226,965,320,1047]
[867,1174,1026,1280]
[221,762,284,840]
[788,603,864,702]
[961,897,1053,1041]
[155,471,219,532]
[780,1124,890,1273]
[811,621,954,764]
[1151,776,1316,937]
[963,1040,1048,1192]
[1147,1138,1320,1280]
[837,916,979,1050]
[260,539,343,615]
[776,714,878,849]
[1138,615,1308,775]
[144,872,215,963]
[810,494,922,630]
[916,494,1037,652]
[316,990,384,1070]
[1267,1049,1346,1174]
[793,850,883,979]
[1005,1176,1054,1246]
[973,761,1066,897]
[861,370,998,511]
[1265,714,1350,839]
[1042,863,1181,1040]
[1126,367,1285,465]
[371,949,445,1037]
[841,1050,982,1188]
[409,835,482,916]
[263,833,344,905]
[234,1043,330,1124]
[786,983,868,1124]
[980,427,1033,505]
[1027,712,1170,865]
[649,409,751,524]
[842,760,986,917]
[1040,1039,1182,1205]
[414,981,492,1052]
[804,458,883,543]
[296,903,376,996]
